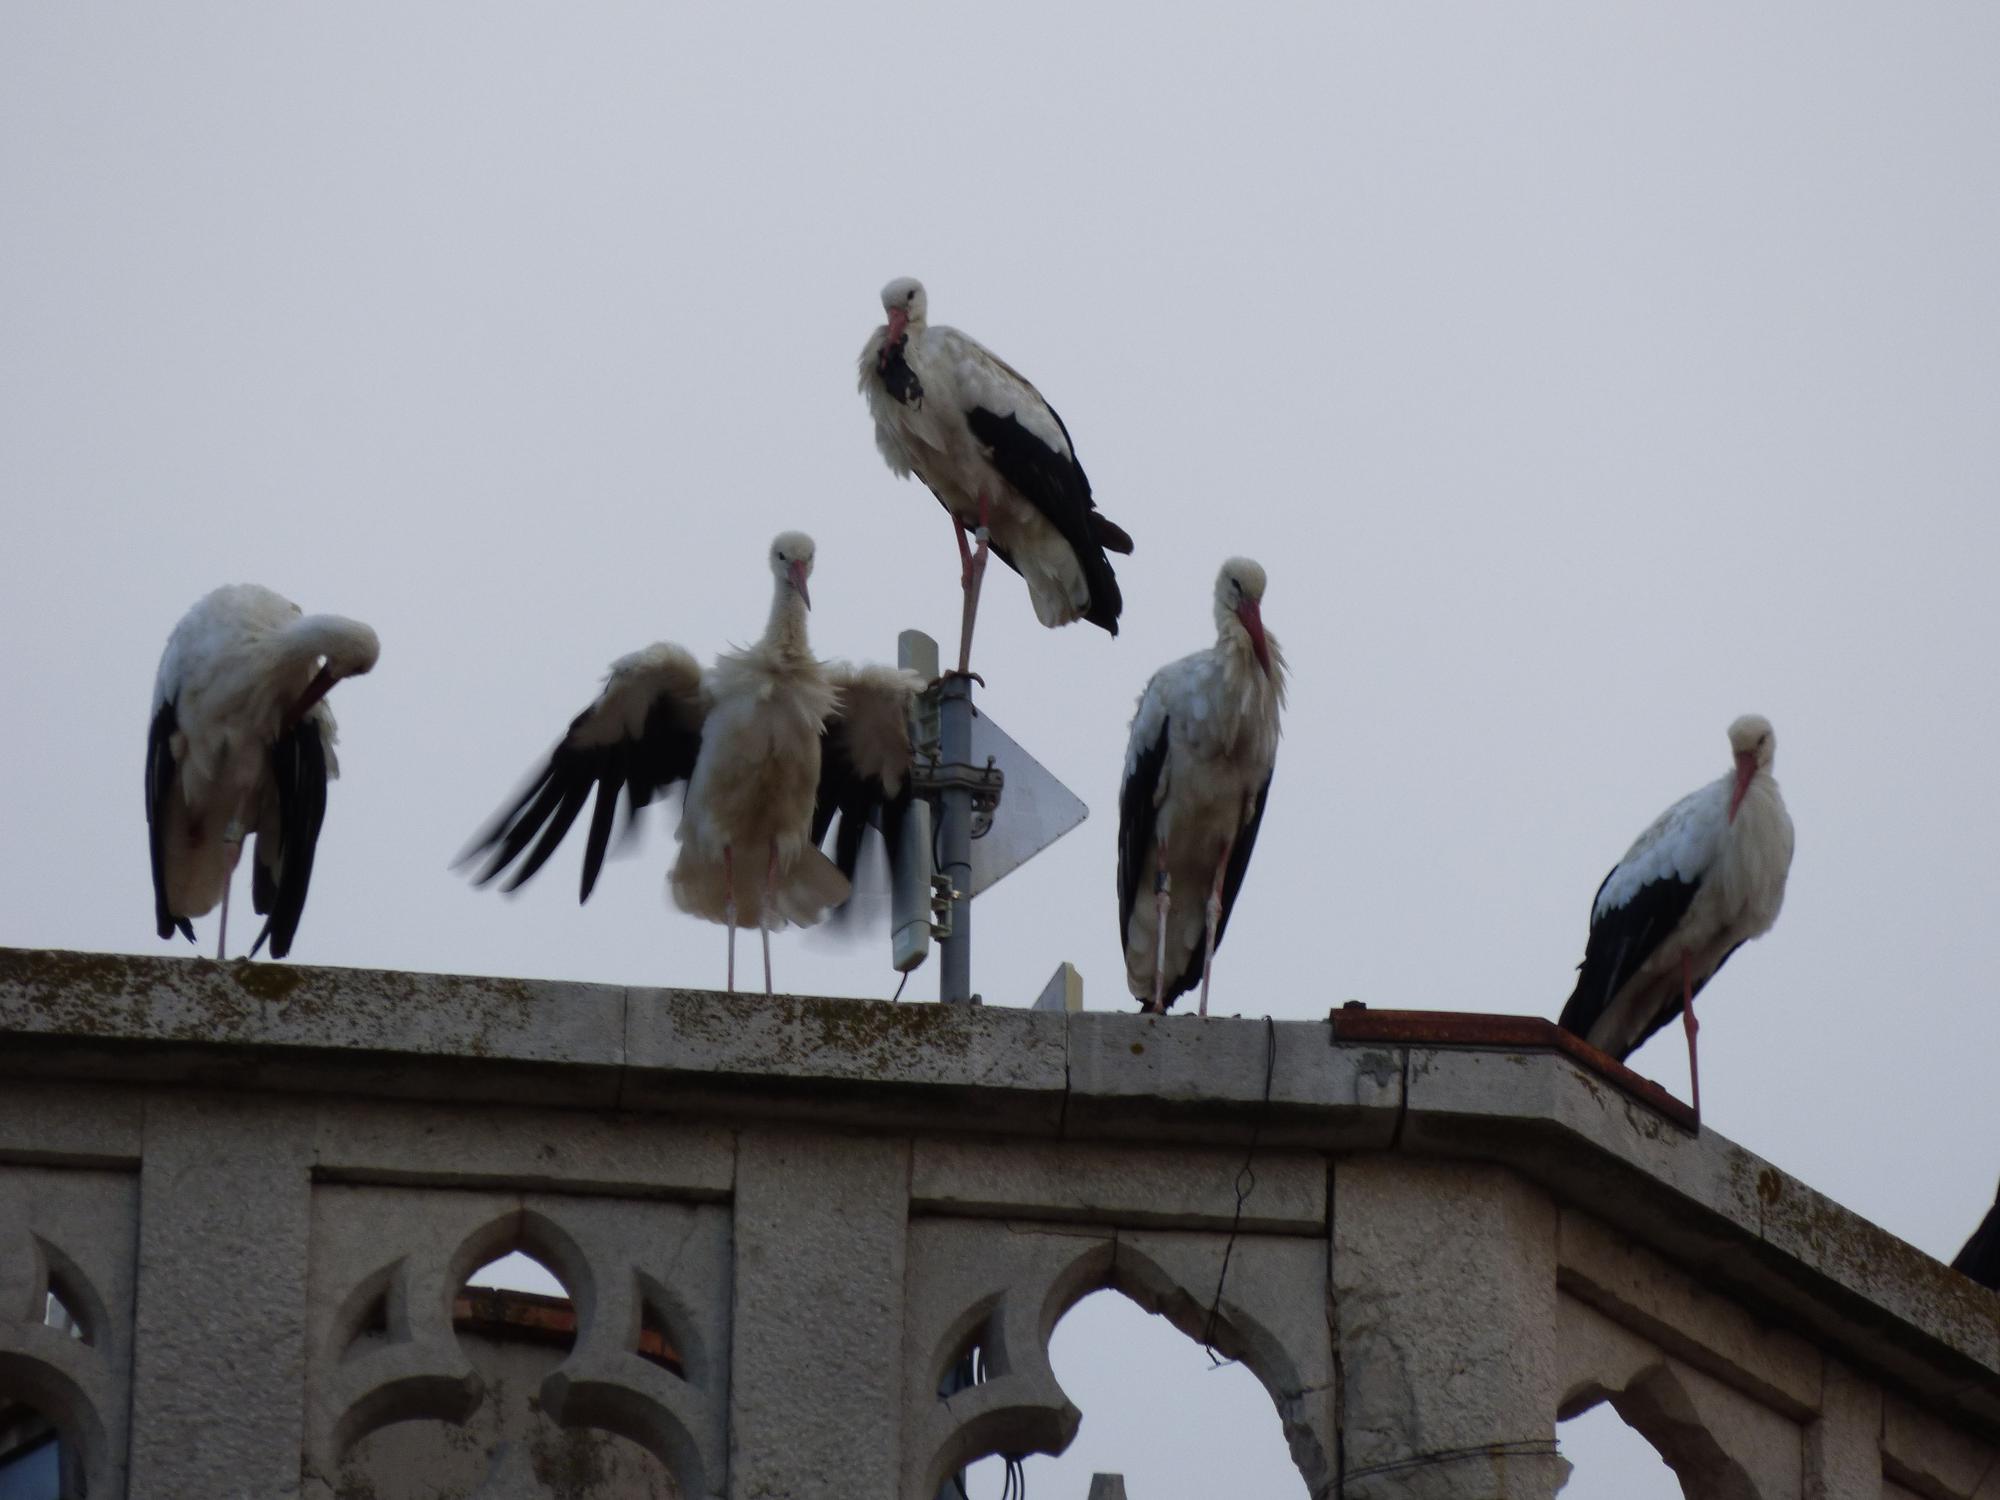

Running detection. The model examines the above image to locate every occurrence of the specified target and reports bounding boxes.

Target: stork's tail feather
[1089,512,1135,555]
[670,846,852,931]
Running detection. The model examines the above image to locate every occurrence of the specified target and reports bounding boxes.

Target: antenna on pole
[893,630,1089,1006]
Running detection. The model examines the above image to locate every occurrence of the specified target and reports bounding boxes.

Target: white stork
[1558,714,1795,1117]
[147,584,380,960]
[859,277,1134,675]
[464,532,922,994]
[1117,559,1286,1016]
[1953,1180,1999,1291]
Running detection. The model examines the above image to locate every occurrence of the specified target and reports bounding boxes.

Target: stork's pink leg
[1681,949,1701,1121]
[956,494,993,677]
[1197,836,1235,1019]
[1149,838,1171,1014]
[761,841,778,997]
[215,829,245,961]
[723,845,737,994]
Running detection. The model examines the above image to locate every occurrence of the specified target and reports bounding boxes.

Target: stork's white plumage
[147,584,380,960]
[465,533,922,994]
[859,277,1133,673]
[1117,560,1286,1015]
[1558,715,1795,1117]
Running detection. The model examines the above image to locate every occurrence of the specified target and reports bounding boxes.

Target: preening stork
[1117,559,1286,1016]
[1557,715,1795,1118]
[463,533,922,994]
[147,584,380,961]
[1953,1180,2000,1291]
[859,277,1134,675]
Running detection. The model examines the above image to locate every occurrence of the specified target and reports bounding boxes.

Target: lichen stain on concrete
[1760,1179,1991,1344]
[1756,1168,1783,1206]
[531,1425,622,1499]
[0,946,572,1065]
[1354,1050,1400,1089]
[668,988,988,1071]
[1129,1041,1145,1055]
[232,963,305,1003]
[1622,1099,1670,1141]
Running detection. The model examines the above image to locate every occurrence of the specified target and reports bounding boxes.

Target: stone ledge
[3,943,1996,1437]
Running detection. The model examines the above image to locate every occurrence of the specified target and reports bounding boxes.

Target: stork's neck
[1215,623,1288,710]
[761,582,812,660]
[278,613,380,678]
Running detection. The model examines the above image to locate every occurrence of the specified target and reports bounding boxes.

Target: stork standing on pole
[464,533,919,994]
[859,277,1133,675]
[1557,715,1795,1118]
[147,584,380,960]
[1117,559,1286,1016]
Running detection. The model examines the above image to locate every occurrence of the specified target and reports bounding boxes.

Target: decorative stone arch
[0,1342,112,1490]
[900,1218,1334,1499]
[303,1184,731,1499]
[0,1171,138,1500]
[1558,1295,1800,1500]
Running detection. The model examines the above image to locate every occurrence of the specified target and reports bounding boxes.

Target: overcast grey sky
[5,4,1998,1494]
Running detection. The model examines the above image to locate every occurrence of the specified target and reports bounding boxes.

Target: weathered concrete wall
[0,947,1995,1500]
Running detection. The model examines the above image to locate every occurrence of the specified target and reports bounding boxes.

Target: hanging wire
[1343,1438,1560,1485]
[891,970,911,1003]
[1202,1014,1278,1366]
[941,1341,1027,1500]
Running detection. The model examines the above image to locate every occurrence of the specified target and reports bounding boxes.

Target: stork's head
[1726,713,1774,820]
[284,616,379,727]
[880,277,927,347]
[326,620,381,679]
[771,531,815,611]
[1215,558,1272,677]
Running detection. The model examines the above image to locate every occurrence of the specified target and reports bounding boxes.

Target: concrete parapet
[1,945,1995,1499]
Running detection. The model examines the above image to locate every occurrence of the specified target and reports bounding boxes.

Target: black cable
[1203,1014,1277,1365]
[1343,1438,1559,1485]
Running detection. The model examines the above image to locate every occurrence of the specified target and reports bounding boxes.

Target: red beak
[287,665,337,729]
[788,559,811,610]
[1728,750,1756,821]
[1237,598,1271,677]
[884,307,909,348]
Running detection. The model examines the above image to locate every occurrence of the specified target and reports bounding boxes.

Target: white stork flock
[859,277,1134,675]
[463,532,921,994]
[1558,715,1795,1117]
[1117,559,1286,1016]
[147,584,380,960]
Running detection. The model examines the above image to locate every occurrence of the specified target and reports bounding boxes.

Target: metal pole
[938,673,975,1004]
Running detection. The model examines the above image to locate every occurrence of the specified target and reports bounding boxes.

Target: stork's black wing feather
[465,660,705,903]
[1952,1181,2000,1291]
[1557,870,1704,1054]
[811,727,913,921]
[965,405,1126,635]
[1116,714,1170,958]
[812,669,921,926]
[145,699,194,943]
[249,719,330,959]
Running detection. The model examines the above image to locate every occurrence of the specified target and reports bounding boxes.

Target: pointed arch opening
[1556,1397,1685,1497]
[336,1237,678,1499]
[957,1286,1310,1498]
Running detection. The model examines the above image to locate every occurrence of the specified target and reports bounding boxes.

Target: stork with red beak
[1117,559,1285,1015]
[148,584,380,960]
[1557,714,1795,1118]
[859,277,1134,675]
